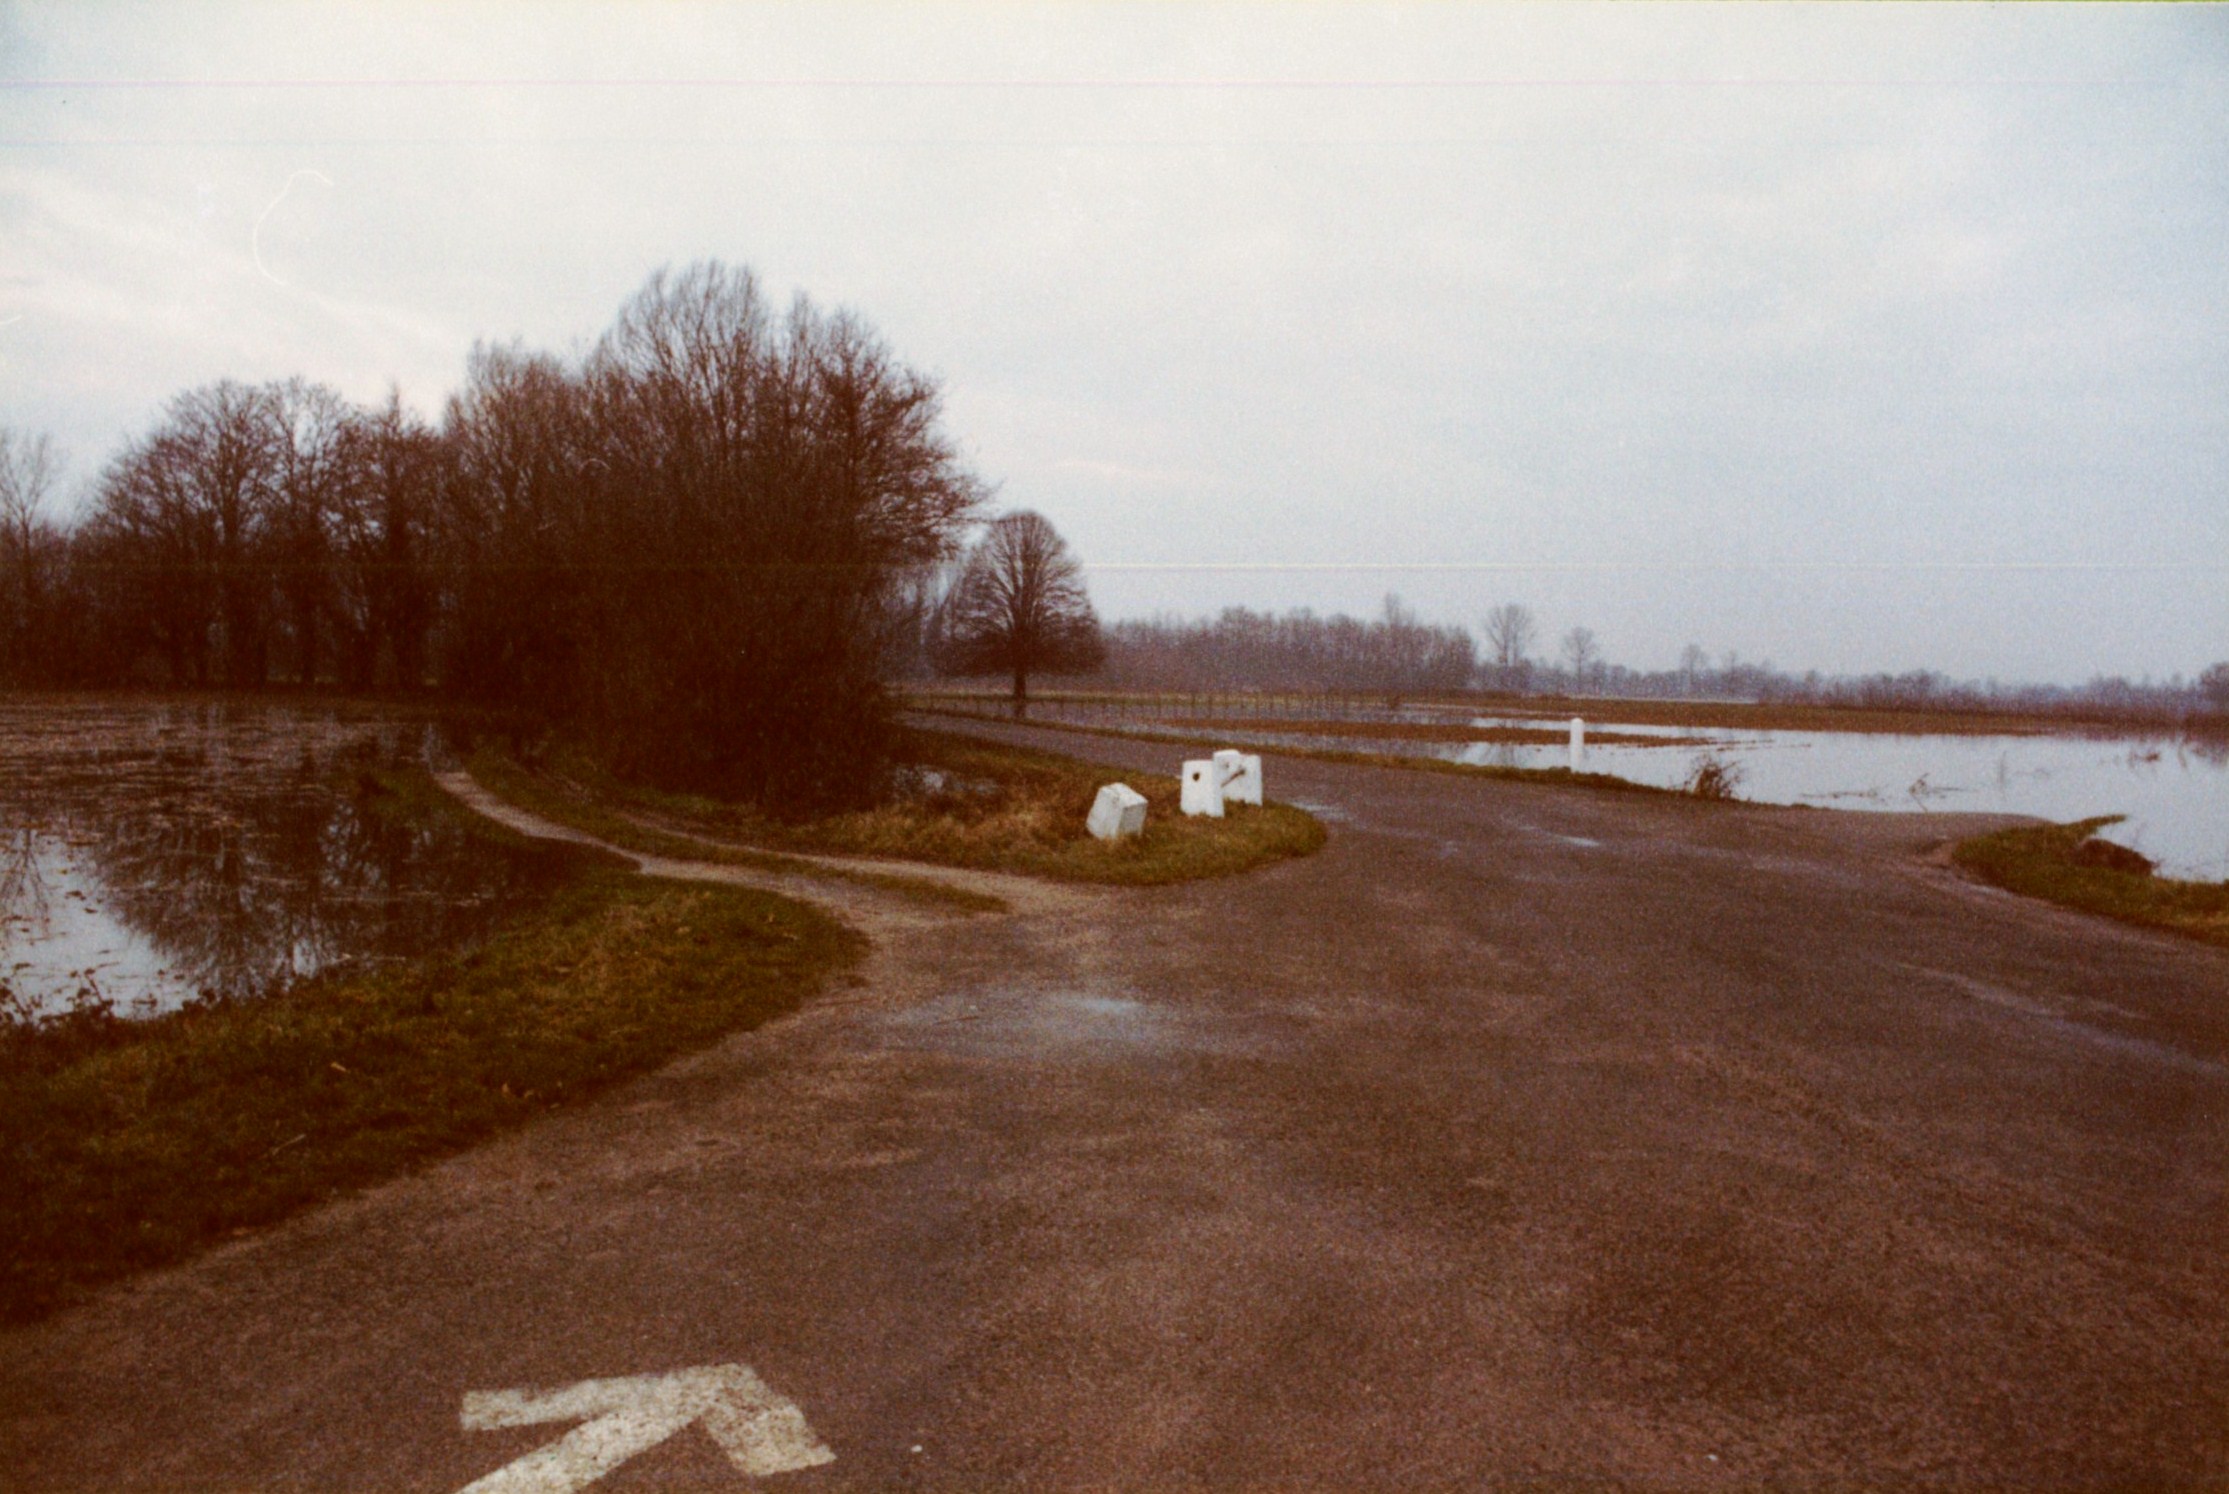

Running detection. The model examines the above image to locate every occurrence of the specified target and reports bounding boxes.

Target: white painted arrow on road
[457,1363,834,1493]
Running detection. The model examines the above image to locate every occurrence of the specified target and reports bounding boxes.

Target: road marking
[457,1362,833,1493]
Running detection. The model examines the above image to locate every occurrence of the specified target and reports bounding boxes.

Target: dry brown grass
[483,729,1325,886]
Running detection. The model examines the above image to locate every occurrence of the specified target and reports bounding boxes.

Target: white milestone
[1213,749,1263,806]
[1086,782,1148,841]
[1180,759,1225,817]
[1569,717,1586,771]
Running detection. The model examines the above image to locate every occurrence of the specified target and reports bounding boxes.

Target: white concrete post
[1569,717,1585,771]
[1180,759,1225,817]
[1212,749,1263,806]
[1086,782,1149,840]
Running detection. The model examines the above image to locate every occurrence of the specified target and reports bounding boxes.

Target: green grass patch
[0,864,863,1325]
[1952,816,2229,949]
[476,729,1327,887]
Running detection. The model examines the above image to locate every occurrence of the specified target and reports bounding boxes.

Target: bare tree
[2200,661,2229,715]
[936,510,1104,718]
[574,262,985,801]
[329,391,439,691]
[1678,642,1709,696]
[163,382,281,687]
[268,379,353,685]
[0,429,61,683]
[1561,626,1600,692]
[436,341,595,716]
[1482,603,1535,670]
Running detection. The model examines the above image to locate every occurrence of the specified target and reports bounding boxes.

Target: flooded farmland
[958,696,2229,883]
[0,700,575,1020]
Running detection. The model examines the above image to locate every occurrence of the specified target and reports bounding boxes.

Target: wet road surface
[3,724,2224,1489]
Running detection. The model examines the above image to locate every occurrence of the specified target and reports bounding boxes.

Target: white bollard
[1212,749,1264,806]
[1569,717,1585,771]
[1180,759,1225,817]
[1086,782,1148,841]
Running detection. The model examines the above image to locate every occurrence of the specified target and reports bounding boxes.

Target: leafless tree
[573,262,985,801]
[329,391,439,691]
[162,382,281,687]
[1561,625,1600,692]
[268,379,353,685]
[436,341,595,716]
[2200,661,2229,714]
[0,429,61,684]
[936,510,1104,718]
[1679,642,1709,696]
[1482,603,1535,670]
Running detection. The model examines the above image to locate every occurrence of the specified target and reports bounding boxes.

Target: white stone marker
[1086,782,1148,840]
[1569,717,1586,771]
[1213,749,1263,806]
[1180,759,1225,817]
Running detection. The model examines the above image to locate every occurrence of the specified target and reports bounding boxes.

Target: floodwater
[0,700,576,1021]
[1437,721,2229,881]
[1003,699,2229,882]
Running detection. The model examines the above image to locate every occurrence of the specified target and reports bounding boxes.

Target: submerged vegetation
[1952,816,2229,949]
[1684,753,1745,800]
[472,727,1326,886]
[0,768,862,1324]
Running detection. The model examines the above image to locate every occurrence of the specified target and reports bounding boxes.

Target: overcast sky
[3,3,2223,685]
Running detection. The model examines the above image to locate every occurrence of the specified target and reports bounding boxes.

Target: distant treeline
[0,262,983,808]
[1093,600,1478,696]
[1082,604,2229,726]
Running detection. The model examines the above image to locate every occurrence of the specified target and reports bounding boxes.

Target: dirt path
[5,733,2226,1489]
[434,769,1085,928]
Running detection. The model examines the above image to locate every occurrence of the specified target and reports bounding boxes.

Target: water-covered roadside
[960,697,2229,882]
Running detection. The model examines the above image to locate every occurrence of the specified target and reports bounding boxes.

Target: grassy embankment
[0,771,863,1325]
[470,727,1327,886]
[1952,816,2229,950]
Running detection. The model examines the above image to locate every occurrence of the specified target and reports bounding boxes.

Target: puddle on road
[1905,964,2229,1080]
[876,985,1242,1064]
[1539,830,1602,849]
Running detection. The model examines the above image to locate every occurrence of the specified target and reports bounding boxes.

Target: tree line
[1082,599,2228,726]
[1090,598,1477,698]
[0,262,988,809]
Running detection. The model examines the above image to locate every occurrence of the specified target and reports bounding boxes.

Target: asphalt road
[4,723,2226,1490]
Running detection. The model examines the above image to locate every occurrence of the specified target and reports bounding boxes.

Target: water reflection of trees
[0,825,51,931]
[2183,733,2229,769]
[2,716,567,1009]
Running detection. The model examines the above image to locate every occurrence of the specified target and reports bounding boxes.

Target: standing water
[1,700,575,1020]
[988,697,2229,882]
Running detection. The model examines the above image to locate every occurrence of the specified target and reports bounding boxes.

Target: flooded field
[0,700,575,1020]
[961,697,2229,882]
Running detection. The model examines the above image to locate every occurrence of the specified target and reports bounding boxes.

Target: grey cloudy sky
[3,3,2223,684]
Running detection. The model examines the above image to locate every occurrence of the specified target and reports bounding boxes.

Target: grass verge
[475,728,1327,887]
[1952,816,2229,949]
[0,783,863,1325]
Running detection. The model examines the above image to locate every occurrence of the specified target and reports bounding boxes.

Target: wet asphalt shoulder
[1,724,2224,1488]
